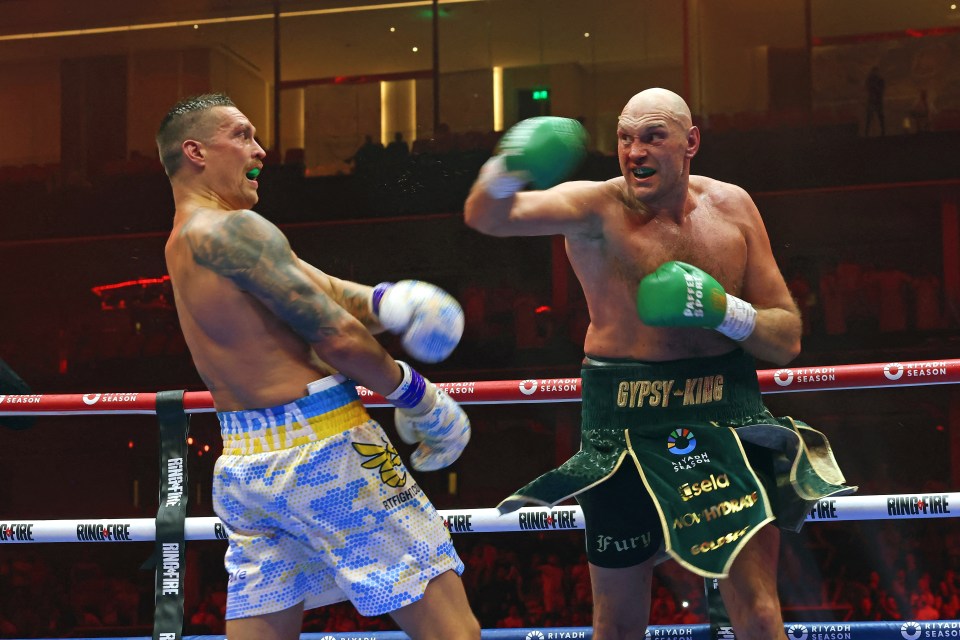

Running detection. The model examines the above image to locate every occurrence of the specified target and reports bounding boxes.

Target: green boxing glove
[479,116,588,198]
[637,261,757,342]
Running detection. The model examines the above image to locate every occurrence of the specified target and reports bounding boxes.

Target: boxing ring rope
[1,489,957,545]
[2,357,959,640]
[2,358,958,415]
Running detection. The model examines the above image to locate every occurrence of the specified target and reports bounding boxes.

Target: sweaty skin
[161,99,480,640]
[164,106,396,411]
[465,87,802,640]
[465,88,800,365]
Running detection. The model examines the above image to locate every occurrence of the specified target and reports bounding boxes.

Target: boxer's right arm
[464,117,598,238]
[186,209,403,397]
[189,210,472,470]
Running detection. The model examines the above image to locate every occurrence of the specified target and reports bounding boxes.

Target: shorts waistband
[217,376,370,455]
[580,349,765,427]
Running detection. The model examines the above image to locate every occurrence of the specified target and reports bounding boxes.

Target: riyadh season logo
[525,632,545,640]
[901,621,922,640]
[320,636,337,640]
[786,624,808,640]
[773,369,794,386]
[519,380,537,396]
[667,428,696,455]
[884,362,905,381]
[83,393,102,405]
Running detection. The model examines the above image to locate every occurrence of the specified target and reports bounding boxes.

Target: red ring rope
[0,358,956,415]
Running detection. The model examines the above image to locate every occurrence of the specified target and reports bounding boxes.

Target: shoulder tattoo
[187,210,344,341]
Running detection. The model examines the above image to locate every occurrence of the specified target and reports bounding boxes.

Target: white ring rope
[0,358,956,416]
[1,492,955,544]
[2,358,957,640]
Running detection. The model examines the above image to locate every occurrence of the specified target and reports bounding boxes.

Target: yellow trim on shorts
[221,400,370,455]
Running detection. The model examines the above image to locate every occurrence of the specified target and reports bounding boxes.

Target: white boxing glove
[387,361,471,472]
[478,155,530,199]
[372,280,464,363]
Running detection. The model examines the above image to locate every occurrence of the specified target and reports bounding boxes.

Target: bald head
[618,88,692,131]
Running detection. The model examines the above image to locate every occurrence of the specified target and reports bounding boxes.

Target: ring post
[148,390,191,640]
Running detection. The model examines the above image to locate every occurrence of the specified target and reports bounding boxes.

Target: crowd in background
[2,516,960,636]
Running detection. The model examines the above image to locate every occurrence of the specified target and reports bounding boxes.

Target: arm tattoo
[338,286,378,326]
[188,210,349,342]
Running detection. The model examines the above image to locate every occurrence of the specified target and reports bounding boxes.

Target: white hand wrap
[479,155,529,199]
[387,361,471,472]
[372,280,464,363]
[715,294,757,342]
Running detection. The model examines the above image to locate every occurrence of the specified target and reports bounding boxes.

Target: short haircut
[156,93,236,178]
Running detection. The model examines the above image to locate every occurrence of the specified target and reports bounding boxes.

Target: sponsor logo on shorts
[595,532,652,553]
[667,428,696,455]
[352,440,407,488]
[689,525,751,556]
[382,483,423,510]
[227,568,247,584]
[671,451,710,472]
[672,492,759,529]
[677,473,730,501]
[887,495,950,516]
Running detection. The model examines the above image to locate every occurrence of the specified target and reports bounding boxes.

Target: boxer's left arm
[297,259,386,333]
[298,259,464,363]
[637,188,800,365]
[735,187,802,365]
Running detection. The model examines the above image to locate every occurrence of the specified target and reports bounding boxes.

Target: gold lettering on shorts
[682,375,724,406]
[701,492,758,521]
[616,379,677,408]
[678,473,731,501]
[690,525,751,556]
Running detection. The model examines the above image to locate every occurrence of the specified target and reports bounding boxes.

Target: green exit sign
[532,89,550,101]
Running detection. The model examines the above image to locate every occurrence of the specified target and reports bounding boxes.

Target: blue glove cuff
[386,361,427,410]
[371,282,394,316]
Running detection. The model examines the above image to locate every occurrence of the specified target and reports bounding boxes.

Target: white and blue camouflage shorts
[213,375,463,619]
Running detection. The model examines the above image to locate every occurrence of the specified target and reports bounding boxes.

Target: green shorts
[498,349,855,578]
